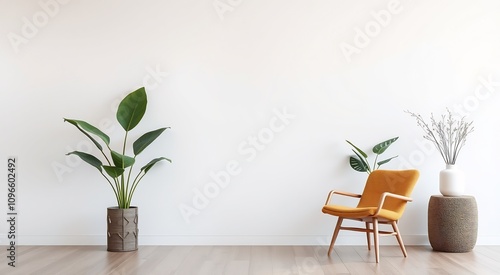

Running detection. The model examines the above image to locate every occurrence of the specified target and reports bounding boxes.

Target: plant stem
[121,130,128,208]
[128,172,146,207]
[101,171,120,204]
[373,154,379,172]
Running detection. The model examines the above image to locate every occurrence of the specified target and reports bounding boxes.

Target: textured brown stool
[428,195,477,252]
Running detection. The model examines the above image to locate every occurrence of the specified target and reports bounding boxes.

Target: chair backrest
[357,170,419,216]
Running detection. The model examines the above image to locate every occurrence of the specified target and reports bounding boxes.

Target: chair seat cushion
[322,205,401,220]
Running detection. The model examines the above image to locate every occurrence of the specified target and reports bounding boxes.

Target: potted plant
[346,137,399,174]
[64,87,171,251]
[406,109,474,196]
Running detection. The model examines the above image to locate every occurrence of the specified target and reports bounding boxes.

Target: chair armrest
[374,192,413,216]
[324,190,362,205]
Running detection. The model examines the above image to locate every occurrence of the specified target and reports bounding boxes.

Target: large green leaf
[140,157,171,174]
[64,119,106,151]
[66,151,102,171]
[111,151,135,168]
[377,155,398,167]
[103,165,125,178]
[64,119,110,145]
[346,140,368,158]
[116,87,147,131]
[133,127,168,156]
[349,155,369,172]
[372,137,399,155]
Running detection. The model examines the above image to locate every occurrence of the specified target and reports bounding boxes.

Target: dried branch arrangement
[406,109,474,165]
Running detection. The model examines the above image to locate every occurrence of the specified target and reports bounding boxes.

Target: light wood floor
[1,245,500,275]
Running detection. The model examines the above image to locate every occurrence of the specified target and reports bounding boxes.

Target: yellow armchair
[322,169,419,263]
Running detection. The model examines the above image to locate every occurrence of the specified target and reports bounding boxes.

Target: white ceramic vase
[439,164,465,196]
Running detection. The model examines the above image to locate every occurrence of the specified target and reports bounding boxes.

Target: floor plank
[1,245,500,275]
[249,246,273,275]
[147,246,193,275]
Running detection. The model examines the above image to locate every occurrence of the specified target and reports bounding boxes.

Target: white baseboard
[2,234,499,246]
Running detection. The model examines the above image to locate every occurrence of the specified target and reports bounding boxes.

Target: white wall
[1,0,500,246]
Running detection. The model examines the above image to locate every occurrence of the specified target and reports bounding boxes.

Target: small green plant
[346,137,399,174]
[64,87,171,208]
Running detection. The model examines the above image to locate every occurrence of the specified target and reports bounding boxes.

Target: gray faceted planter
[107,207,138,252]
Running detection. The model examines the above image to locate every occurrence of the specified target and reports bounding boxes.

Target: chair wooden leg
[373,218,380,263]
[328,217,343,256]
[365,222,371,251]
[391,221,407,257]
